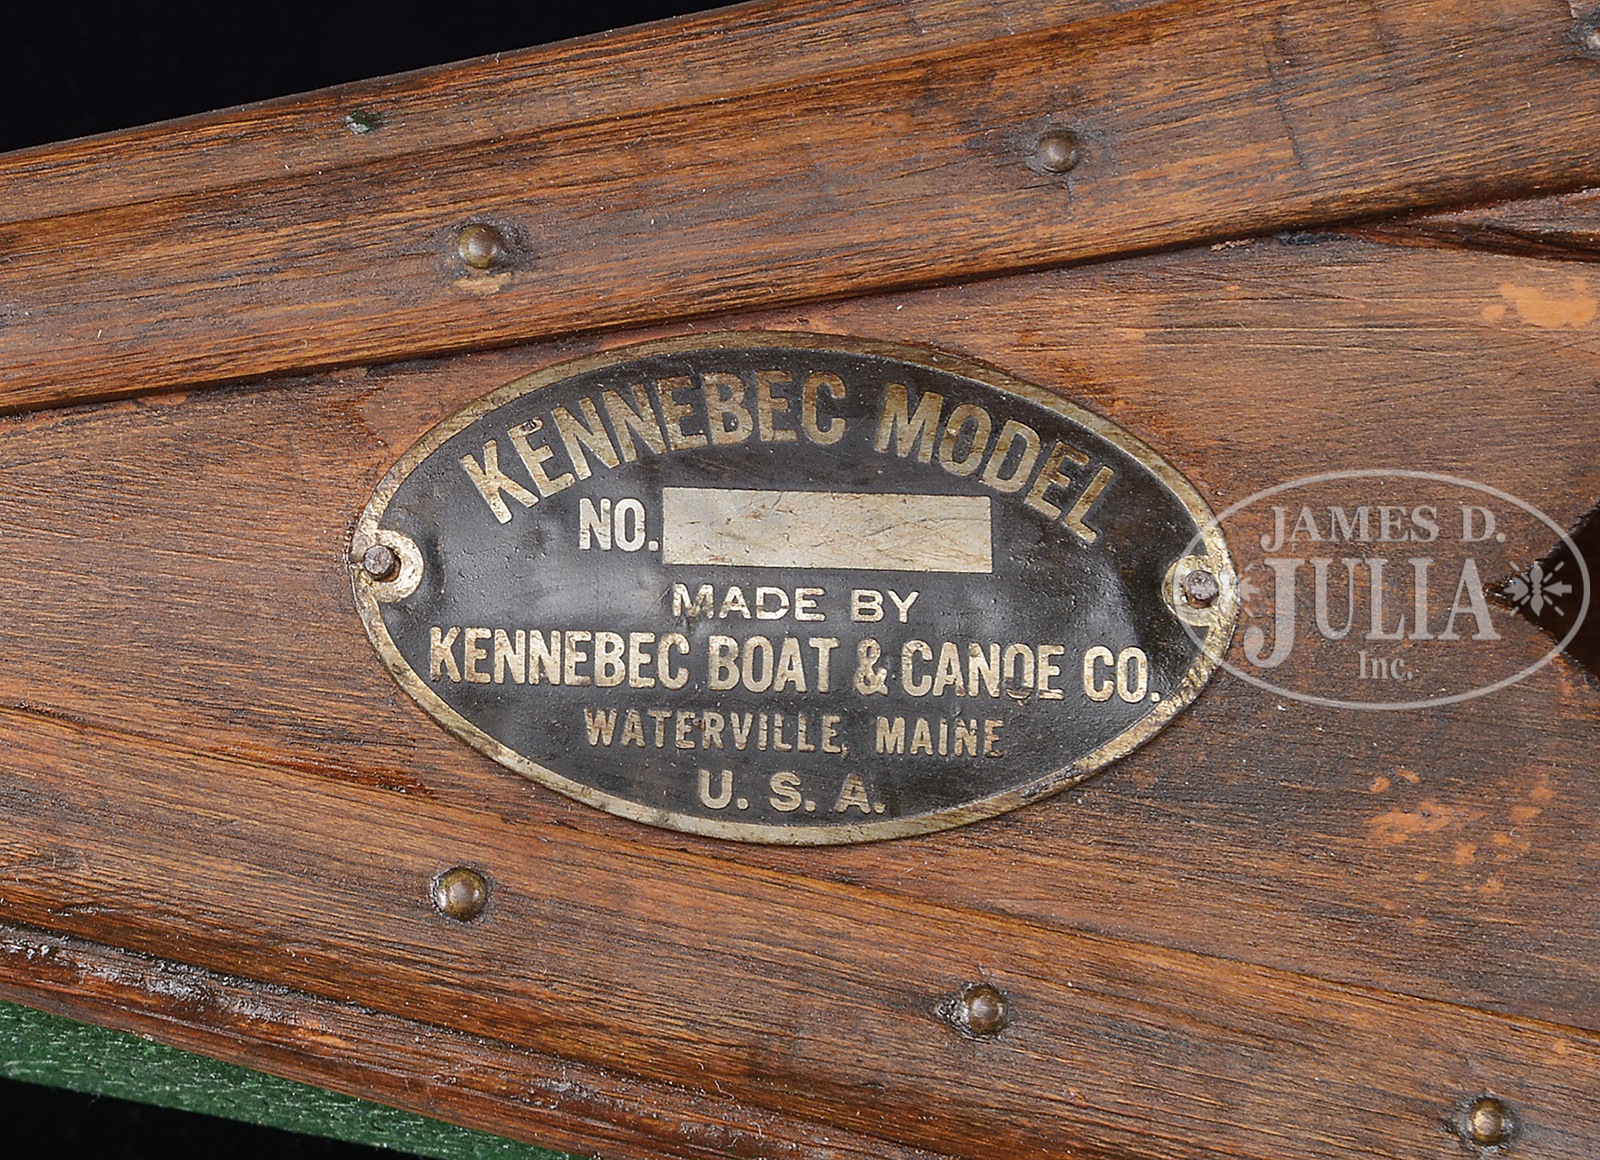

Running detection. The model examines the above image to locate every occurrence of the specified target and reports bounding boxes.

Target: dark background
[0,1,720,154]
[1,3,721,1155]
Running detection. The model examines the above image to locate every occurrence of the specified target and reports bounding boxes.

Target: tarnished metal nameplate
[352,333,1235,843]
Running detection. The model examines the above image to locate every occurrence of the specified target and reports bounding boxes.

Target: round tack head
[944,982,1010,1038]
[1465,1096,1515,1147]
[1032,128,1083,174]
[456,223,506,270]
[432,867,489,921]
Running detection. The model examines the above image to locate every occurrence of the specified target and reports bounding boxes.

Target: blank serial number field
[660,487,993,573]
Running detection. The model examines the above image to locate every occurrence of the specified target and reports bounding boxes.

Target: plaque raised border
[352,333,1236,843]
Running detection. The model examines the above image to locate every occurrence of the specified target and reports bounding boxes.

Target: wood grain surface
[0,0,1150,222]
[0,922,948,1160]
[0,223,1597,1158]
[1358,188,1600,261]
[4,0,1600,1156]
[5,0,1600,412]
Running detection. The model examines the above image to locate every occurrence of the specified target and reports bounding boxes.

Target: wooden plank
[0,0,1143,226]
[6,0,1600,412]
[0,999,565,1159]
[1353,187,1600,261]
[0,236,1595,1031]
[0,709,1597,1160]
[0,232,1597,1160]
[0,924,950,1160]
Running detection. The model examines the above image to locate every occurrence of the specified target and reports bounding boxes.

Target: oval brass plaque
[353,333,1235,843]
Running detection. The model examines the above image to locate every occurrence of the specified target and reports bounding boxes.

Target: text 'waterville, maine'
[352,335,1232,842]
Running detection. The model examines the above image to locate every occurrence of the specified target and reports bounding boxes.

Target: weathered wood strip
[0,0,1147,226]
[0,708,1597,1160]
[4,0,1600,412]
[1354,187,1600,261]
[0,923,956,1160]
[0,235,1595,1042]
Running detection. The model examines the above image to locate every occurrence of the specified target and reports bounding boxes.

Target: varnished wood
[4,1,1600,1156]
[5,0,1600,412]
[0,229,1597,1157]
[0,923,951,1160]
[1356,187,1600,261]
[2,706,1598,1160]
[0,0,1143,224]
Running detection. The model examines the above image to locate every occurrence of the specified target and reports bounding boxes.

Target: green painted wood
[0,1000,574,1160]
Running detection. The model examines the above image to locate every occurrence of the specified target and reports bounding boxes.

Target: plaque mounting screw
[456,223,506,270]
[939,982,1011,1038]
[359,543,400,582]
[432,867,489,921]
[1461,1095,1516,1148]
[1032,128,1083,174]
[1182,568,1220,608]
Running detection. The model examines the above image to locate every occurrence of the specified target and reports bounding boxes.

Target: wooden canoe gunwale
[0,1,1598,1158]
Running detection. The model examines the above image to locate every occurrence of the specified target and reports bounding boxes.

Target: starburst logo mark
[1184,471,1589,710]
[1503,559,1576,618]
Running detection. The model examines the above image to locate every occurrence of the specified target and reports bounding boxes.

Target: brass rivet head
[1182,568,1220,608]
[359,543,399,581]
[940,982,1010,1038]
[456,223,506,270]
[1032,128,1083,174]
[1463,1096,1516,1148]
[432,867,489,921]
